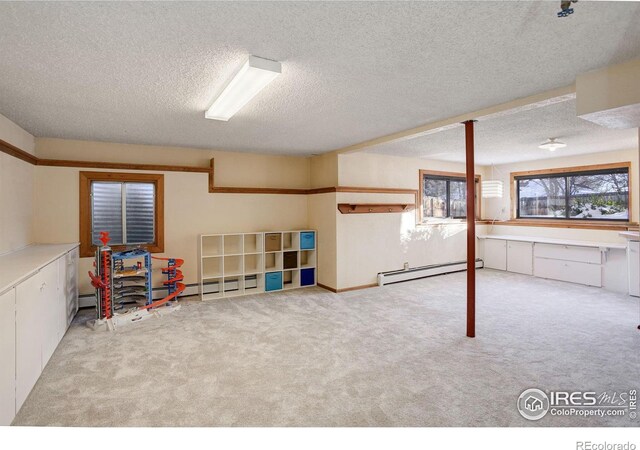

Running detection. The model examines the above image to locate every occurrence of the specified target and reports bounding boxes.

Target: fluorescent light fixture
[538,137,566,151]
[205,56,281,121]
[481,180,503,198]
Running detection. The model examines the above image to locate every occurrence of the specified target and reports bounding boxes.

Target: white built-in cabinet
[482,239,507,271]
[0,243,79,425]
[479,235,626,290]
[506,241,533,276]
[628,241,639,297]
[0,289,16,425]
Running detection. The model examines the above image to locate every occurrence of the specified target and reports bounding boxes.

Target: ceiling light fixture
[205,56,282,121]
[538,138,567,152]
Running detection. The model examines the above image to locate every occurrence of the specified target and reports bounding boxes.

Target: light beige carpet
[12,269,640,427]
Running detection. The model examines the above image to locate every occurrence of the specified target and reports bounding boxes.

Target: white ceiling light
[481,180,503,198]
[538,137,567,151]
[205,56,281,121]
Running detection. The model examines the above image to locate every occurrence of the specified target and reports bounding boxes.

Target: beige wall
[483,148,640,225]
[309,152,338,188]
[307,193,337,288]
[36,138,310,189]
[332,152,487,289]
[33,138,312,294]
[0,114,35,255]
[35,167,308,294]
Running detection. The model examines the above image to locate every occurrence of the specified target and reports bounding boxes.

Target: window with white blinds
[91,181,155,246]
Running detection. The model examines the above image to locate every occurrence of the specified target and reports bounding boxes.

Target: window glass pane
[91,182,123,245]
[518,177,567,218]
[125,183,155,244]
[568,172,629,220]
[423,178,447,218]
[449,180,467,218]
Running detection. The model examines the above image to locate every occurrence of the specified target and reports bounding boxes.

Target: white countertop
[477,234,627,250]
[619,231,640,241]
[0,243,79,294]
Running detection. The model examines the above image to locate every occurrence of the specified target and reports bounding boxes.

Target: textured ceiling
[0,2,640,155]
[366,98,639,165]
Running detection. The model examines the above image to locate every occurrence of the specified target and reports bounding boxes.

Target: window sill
[484,219,638,231]
[417,219,471,227]
[80,243,164,258]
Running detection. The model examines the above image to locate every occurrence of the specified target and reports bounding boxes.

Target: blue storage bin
[301,268,315,286]
[300,231,315,250]
[265,271,283,291]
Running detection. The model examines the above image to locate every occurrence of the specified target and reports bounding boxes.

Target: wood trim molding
[79,171,165,257]
[510,161,631,179]
[485,219,638,232]
[0,138,38,165]
[208,158,215,192]
[317,282,378,293]
[210,187,310,195]
[509,161,633,222]
[337,203,414,214]
[0,138,210,173]
[38,158,209,173]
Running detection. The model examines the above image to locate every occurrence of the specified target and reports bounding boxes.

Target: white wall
[0,114,36,255]
[333,152,486,289]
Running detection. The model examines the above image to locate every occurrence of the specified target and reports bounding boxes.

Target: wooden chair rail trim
[0,139,38,165]
[484,219,638,231]
[0,139,211,173]
[38,159,210,173]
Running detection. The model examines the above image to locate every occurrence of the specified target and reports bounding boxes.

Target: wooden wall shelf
[337,203,414,214]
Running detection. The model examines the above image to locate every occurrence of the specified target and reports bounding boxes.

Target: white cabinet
[628,241,639,297]
[533,244,602,287]
[41,261,61,368]
[65,247,79,326]
[534,258,602,287]
[507,241,533,275]
[483,239,507,270]
[0,243,79,424]
[15,271,44,412]
[0,288,16,425]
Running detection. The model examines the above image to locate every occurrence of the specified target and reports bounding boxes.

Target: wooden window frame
[418,170,481,223]
[79,171,164,257]
[510,162,632,225]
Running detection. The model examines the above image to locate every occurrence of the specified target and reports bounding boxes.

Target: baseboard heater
[377,259,484,286]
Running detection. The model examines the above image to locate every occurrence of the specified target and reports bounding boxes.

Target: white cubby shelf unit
[199,231,316,300]
[199,233,264,301]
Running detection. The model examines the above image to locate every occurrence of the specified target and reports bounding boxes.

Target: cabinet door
[16,272,43,412]
[507,241,533,275]
[58,255,69,338]
[41,261,60,368]
[0,288,16,425]
[629,242,639,297]
[66,248,79,325]
[483,239,507,270]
